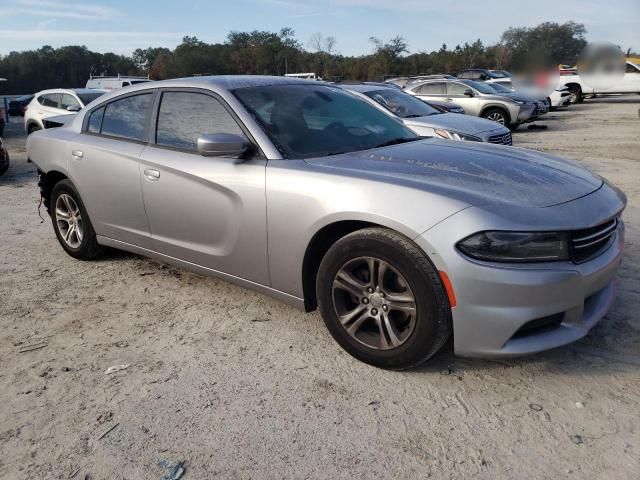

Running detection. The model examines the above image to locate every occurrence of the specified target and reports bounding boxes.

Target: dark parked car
[457,69,503,81]
[0,137,9,176]
[8,95,34,117]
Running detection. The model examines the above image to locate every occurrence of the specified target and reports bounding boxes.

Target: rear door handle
[144,168,160,181]
[71,150,83,159]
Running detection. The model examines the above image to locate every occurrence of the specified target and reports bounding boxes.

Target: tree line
[0,22,607,94]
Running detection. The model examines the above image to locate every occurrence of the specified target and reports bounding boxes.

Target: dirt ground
[1,97,639,480]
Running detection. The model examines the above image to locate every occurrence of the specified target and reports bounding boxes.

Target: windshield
[77,92,106,106]
[364,89,441,118]
[459,80,497,95]
[234,84,417,159]
[487,83,512,93]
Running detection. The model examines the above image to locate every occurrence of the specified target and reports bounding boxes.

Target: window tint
[447,82,471,95]
[60,94,81,110]
[101,94,153,141]
[415,83,445,95]
[156,92,245,151]
[87,106,105,133]
[234,84,416,159]
[626,63,639,73]
[42,94,61,108]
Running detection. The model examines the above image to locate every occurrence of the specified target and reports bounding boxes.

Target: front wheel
[316,228,452,369]
[482,108,510,126]
[50,179,104,260]
[567,85,583,104]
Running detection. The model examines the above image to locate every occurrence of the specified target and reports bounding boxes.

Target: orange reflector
[438,271,457,308]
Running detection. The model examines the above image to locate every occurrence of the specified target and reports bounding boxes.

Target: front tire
[316,228,452,369]
[50,179,103,260]
[482,108,510,127]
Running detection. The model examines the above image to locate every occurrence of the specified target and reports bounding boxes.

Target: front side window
[100,93,153,141]
[364,89,441,118]
[234,84,416,159]
[41,94,61,108]
[447,82,472,95]
[156,92,245,151]
[459,79,496,94]
[60,94,81,110]
[415,83,445,95]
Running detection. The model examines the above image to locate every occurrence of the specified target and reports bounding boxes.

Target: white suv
[24,88,107,134]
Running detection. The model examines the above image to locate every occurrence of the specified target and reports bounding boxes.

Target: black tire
[316,227,452,369]
[567,84,583,104]
[50,179,104,260]
[27,123,41,135]
[482,107,510,127]
[0,149,8,176]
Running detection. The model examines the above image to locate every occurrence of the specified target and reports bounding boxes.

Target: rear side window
[41,94,61,108]
[100,94,153,141]
[87,106,105,133]
[156,92,245,151]
[415,83,445,94]
[60,94,81,110]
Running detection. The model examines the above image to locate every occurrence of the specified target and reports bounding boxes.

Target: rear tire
[482,108,510,127]
[50,179,104,260]
[0,149,8,176]
[316,227,452,369]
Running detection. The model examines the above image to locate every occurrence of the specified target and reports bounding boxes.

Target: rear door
[411,82,446,102]
[138,89,269,284]
[37,93,63,119]
[68,92,155,248]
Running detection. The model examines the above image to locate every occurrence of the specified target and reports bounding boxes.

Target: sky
[0,0,638,57]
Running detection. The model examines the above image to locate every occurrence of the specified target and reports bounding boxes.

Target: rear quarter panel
[27,128,77,176]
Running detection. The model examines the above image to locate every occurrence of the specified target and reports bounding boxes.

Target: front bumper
[515,103,536,123]
[414,188,626,358]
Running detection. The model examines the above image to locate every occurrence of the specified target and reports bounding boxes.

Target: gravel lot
[1,97,639,480]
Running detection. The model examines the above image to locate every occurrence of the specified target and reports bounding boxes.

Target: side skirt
[96,236,307,311]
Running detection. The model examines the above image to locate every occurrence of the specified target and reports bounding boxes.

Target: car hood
[404,112,507,135]
[304,139,603,208]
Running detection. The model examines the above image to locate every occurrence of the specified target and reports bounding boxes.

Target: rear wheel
[0,148,8,176]
[50,179,103,260]
[316,228,452,369]
[482,108,510,127]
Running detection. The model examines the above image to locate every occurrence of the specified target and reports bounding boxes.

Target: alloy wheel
[486,112,506,124]
[55,193,83,249]
[332,256,417,350]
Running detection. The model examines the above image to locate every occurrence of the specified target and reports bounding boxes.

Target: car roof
[341,84,395,94]
[147,75,320,91]
[36,88,108,95]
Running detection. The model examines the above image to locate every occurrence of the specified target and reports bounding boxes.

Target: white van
[285,73,322,81]
[86,75,152,90]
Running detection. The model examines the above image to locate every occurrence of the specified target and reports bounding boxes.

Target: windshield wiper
[403,114,423,118]
[373,137,421,149]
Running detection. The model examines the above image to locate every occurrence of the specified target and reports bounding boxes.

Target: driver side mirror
[463,88,475,97]
[197,133,249,158]
[66,105,81,112]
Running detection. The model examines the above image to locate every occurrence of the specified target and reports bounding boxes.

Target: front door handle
[71,150,83,159]
[144,168,160,181]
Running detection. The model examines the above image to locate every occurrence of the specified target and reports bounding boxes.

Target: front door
[444,82,480,116]
[138,90,269,285]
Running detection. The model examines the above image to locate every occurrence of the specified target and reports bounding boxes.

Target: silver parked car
[342,83,513,145]
[27,76,626,369]
[406,78,536,128]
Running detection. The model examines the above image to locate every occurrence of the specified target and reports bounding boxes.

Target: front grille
[570,217,618,263]
[487,132,512,145]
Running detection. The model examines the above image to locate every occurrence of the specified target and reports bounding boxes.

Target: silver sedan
[342,83,513,145]
[27,76,626,369]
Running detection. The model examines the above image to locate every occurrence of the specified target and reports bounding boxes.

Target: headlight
[512,99,528,105]
[434,129,482,142]
[457,231,570,263]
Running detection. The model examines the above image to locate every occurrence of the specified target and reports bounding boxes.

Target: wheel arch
[479,104,511,124]
[38,169,69,213]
